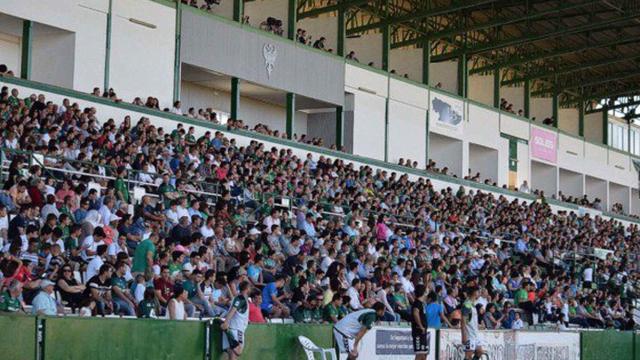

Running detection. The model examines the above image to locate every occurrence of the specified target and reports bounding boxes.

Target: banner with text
[530,127,557,164]
[438,329,580,360]
[340,326,436,360]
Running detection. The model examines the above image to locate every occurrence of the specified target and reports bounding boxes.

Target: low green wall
[0,315,37,360]
[210,323,333,360]
[43,317,206,360]
[581,330,635,360]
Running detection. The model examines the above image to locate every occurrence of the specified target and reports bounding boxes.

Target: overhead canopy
[298,0,640,112]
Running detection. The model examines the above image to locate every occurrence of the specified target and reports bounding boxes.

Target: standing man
[461,287,485,360]
[220,281,251,360]
[333,302,386,359]
[411,285,429,360]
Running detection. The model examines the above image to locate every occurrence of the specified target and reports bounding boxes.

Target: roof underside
[298,0,640,115]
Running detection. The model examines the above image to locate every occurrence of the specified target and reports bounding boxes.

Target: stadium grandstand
[0,1,640,360]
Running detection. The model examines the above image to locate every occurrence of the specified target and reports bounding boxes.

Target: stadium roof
[298,0,640,113]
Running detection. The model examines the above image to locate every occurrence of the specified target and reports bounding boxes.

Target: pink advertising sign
[530,127,557,163]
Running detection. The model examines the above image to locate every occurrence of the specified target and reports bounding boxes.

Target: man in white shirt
[262,209,281,234]
[99,196,115,227]
[347,279,364,310]
[85,244,107,282]
[81,227,106,262]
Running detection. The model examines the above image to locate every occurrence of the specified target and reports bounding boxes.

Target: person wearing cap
[32,279,59,316]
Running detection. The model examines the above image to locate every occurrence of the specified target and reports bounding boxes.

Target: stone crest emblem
[263,43,277,78]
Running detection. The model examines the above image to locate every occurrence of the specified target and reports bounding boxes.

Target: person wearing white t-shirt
[81,227,106,262]
[85,245,108,283]
[347,279,363,310]
[583,266,594,289]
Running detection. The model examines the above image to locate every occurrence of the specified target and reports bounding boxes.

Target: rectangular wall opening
[468,143,499,185]
[585,175,607,210]
[531,160,557,197]
[429,132,463,178]
[559,168,584,201]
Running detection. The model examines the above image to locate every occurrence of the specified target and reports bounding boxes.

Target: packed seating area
[0,85,637,331]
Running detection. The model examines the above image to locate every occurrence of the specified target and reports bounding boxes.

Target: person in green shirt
[293,295,322,323]
[114,166,130,204]
[132,233,158,276]
[139,287,159,318]
[112,261,136,316]
[0,280,23,313]
[324,293,343,323]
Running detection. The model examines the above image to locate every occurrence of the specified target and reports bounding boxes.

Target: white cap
[249,228,261,236]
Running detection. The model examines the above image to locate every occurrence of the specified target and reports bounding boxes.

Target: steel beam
[533,68,640,96]
[298,0,368,19]
[470,36,640,75]
[389,0,600,48]
[586,98,640,114]
[502,54,640,86]
[433,12,640,62]
[347,0,497,35]
[20,20,32,80]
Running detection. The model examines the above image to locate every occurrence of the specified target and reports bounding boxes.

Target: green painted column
[104,0,113,91]
[337,5,345,56]
[233,0,244,22]
[422,40,430,85]
[20,20,33,80]
[552,92,559,128]
[457,53,468,98]
[524,79,531,118]
[335,106,344,149]
[173,2,182,102]
[381,25,390,71]
[230,77,240,120]
[578,101,585,137]
[286,93,295,139]
[287,0,297,40]
[602,109,609,145]
[493,68,501,109]
[384,97,389,162]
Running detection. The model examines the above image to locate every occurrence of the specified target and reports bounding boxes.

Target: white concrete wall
[31,29,75,88]
[531,97,552,122]
[191,0,233,19]
[500,85,524,114]
[468,75,493,107]
[244,0,288,36]
[110,0,175,107]
[469,144,499,183]
[631,189,640,216]
[531,160,557,196]
[389,48,422,83]
[609,182,630,212]
[388,100,427,167]
[298,14,337,54]
[430,133,463,177]
[517,141,530,189]
[584,112,604,144]
[559,169,583,199]
[346,33,382,69]
[429,60,457,93]
[559,108,579,135]
[0,29,21,73]
[586,176,608,206]
[350,88,386,160]
[180,81,308,135]
[0,0,108,93]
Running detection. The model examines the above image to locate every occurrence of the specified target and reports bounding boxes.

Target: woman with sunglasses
[56,264,86,311]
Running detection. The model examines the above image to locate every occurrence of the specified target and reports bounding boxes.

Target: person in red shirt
[248,289,266,323]
[154,265,174,309]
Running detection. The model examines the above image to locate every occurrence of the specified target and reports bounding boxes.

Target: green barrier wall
[0,315,37,360]
[43,317,207,360]
[210,323,333,360]
[635,332,640,360]
[581,330,635,360]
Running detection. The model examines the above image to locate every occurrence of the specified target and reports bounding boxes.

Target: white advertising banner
[438,329,580,360]
[340,326,436,360]
[430,92,464,135]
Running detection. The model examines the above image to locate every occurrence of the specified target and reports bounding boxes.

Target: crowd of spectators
[0,86,637,333]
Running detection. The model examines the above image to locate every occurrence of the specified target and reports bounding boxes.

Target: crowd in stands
[0,85,638,332]
[181,0,221,12]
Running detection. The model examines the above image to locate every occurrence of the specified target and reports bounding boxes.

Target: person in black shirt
[411,284,429,359]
